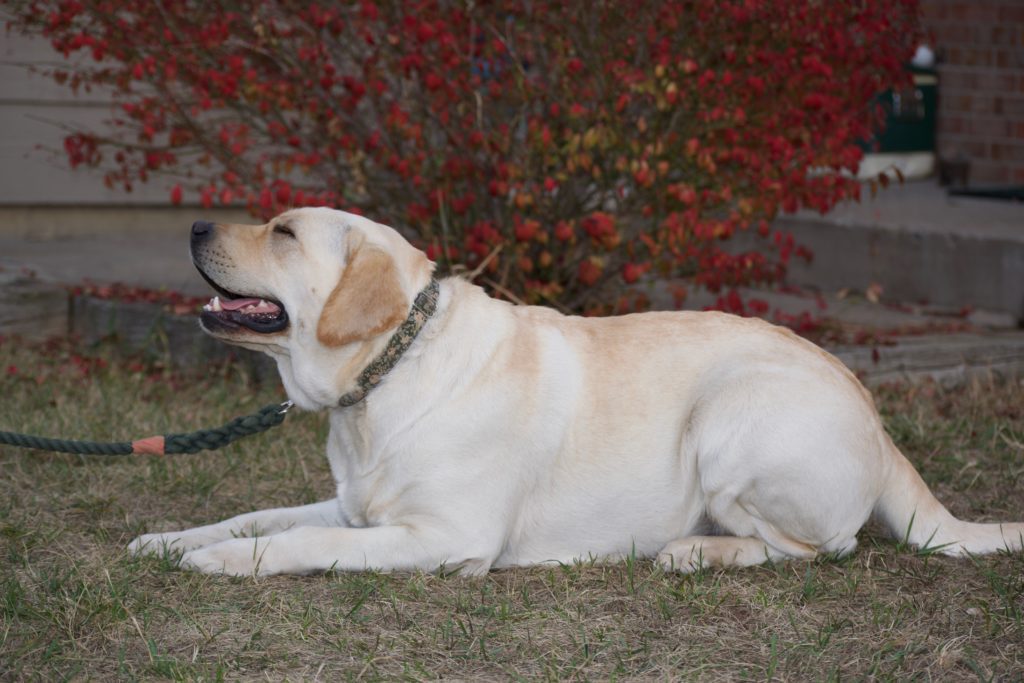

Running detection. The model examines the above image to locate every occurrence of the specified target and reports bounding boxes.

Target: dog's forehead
[276,207,353,234]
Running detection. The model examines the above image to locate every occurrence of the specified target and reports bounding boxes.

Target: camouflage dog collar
[338,279,441,407]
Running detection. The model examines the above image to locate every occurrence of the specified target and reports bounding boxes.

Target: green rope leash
[0,400,293,456]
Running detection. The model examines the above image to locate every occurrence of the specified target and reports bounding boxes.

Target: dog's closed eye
[273,224,297,238]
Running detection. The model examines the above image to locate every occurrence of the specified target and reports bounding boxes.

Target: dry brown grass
[1,337,1022,680]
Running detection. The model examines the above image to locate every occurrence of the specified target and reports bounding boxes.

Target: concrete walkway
[1,180,1023,386]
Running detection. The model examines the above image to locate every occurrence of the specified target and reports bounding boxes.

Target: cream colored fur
[129,207,1024,576]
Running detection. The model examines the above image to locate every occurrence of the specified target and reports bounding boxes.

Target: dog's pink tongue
[220,297,260,311]
[220,297,280,313]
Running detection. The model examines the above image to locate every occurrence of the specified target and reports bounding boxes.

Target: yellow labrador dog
[130,207,1023,576]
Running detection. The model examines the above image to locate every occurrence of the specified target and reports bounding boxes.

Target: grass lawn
[1,336,1022,680]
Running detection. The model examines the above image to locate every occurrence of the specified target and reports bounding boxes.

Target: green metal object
[866,67,938,153]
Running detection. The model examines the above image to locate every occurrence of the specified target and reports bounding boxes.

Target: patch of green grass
[1,336,1022,679]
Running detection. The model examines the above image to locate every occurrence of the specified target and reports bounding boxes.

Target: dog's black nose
[191,220,214,243]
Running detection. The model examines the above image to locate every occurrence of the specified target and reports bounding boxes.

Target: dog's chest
[335,470,402,528]
[324,417,415,528]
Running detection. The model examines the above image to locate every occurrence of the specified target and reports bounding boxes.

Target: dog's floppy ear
[316,241,409,348]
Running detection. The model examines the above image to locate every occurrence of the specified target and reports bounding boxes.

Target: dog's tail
[873,437,1023,556]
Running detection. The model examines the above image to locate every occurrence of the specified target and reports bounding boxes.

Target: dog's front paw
[180,537,277,576]
[128,526,234,557]
[128,532,188,558]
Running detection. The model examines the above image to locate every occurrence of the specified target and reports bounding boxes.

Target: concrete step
[0,265,68,339]
[772,181,1024,321]
[833,332,1024,388]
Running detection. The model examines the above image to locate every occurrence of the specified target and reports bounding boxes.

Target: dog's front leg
[128,499,343,557]
[179,524,486,576]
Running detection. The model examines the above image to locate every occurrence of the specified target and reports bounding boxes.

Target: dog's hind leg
[658,534,812,572]
[660,444,863,573]
[666,372,883,573]
[658,490,829,572]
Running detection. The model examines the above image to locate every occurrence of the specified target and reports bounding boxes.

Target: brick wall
[920,0,1024,185]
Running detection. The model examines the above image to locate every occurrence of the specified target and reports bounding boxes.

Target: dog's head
[190,207,434,407]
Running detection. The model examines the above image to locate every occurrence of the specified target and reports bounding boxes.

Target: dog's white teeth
[259,300,268,307]
[210,296,222,312]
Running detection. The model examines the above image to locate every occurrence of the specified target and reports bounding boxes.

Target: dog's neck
[336,278,441,407]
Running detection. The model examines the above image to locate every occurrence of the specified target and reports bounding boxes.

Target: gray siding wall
[0,30,170,205]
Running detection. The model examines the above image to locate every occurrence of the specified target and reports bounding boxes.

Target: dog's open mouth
[201,294,289,334]
[196,268,289,334]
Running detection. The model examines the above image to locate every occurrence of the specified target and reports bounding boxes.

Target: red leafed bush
[8,0,919,314]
